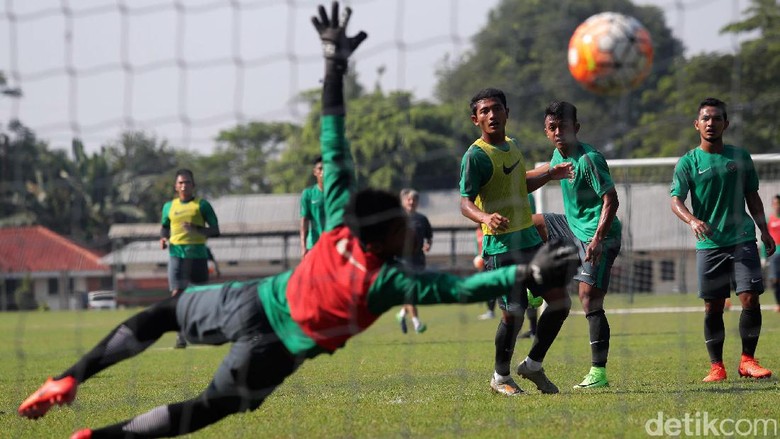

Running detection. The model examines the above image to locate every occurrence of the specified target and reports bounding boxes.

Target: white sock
[398,308,406,318]
[493,371,510,382]
[523,357,542,371]
[412,317,421,329]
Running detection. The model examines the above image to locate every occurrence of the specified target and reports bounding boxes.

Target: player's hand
[482,213,509,234]
[523,238,578,289]
[160,238,168,250]
[312,2,367,65]
[549,163,574,180]
[584,238,602,265]
[688,218,711,241]
[762,233,776,257]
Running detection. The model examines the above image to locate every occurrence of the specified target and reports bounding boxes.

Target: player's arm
[459,147,508,232]
[586,188,619,263]
[746,191,776,257]
[576,151,617,262]
[195,200,221,238]
[207,247,221,277]
[741,151,774,256]
[422,216,432,252]
[526,162,573,193]
[299,193,311,256]
[313,2,367,231]
[670,161,710,241]
[461,196,508,233]
[367,240,578,314]
[160,202,171,250]
[300,217,311,256]
[671,196,710,241]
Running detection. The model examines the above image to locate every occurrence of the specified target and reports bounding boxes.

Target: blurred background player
[459,87,573,396]
[18,5,578,436]
[671,97,775,382]
[160,168,220,349]
[300,156,326,258]
[768,194,780,312]
[395,188,432,334]
[533,101,622,389]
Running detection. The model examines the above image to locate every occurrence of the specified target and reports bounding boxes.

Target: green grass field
[2,293,778,438]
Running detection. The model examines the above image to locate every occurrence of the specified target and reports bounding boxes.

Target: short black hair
[698,97,728,121]
[544,101,578,123]
[344,188,405,245]
[470,88,507,115]
[313,155,323,165]
[175,168,195,185]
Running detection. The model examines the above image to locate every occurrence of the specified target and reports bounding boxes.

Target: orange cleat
[18,376,77,419]
[702,362,727,382]
[738,355,772,379]
[70,429,92,439]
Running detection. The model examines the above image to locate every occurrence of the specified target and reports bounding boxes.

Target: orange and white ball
[568,12,653,95]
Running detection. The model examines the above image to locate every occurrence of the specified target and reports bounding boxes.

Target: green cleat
[415,323,427,334]
[527,289,543,309]
[574,366,609,389]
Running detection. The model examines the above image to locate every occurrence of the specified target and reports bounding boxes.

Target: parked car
[87,290,117,310]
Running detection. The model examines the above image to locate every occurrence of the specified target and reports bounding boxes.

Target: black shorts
[542,213,621,291]
[168,257,209,291]
[696,242,764,299]
[484,244,543,314]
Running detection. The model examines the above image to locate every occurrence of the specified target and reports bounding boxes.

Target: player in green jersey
[670,97,776,382]
[459,88,574,396]
[532,101,621,389]
[160,168,220,348]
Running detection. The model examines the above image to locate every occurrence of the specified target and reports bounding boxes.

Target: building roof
[108,190,473,240]
[108,175,780,252]
[101,229,478,269]
[0,226,110,274]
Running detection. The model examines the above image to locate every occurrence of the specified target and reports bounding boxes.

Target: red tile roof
[0,226,109,273]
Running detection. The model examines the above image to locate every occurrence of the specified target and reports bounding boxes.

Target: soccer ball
[473,255,484,271]
[568,12,653,95]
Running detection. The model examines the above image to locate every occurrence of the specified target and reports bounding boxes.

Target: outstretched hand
[312,2,367,65]
[525,238,579,289]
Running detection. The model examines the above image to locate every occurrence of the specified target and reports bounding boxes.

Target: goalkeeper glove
[311,2,368,74]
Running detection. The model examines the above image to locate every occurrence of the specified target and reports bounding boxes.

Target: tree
[434,0,683,161]
[103,131,179,224]
[627,0,780,157]
[214,121,301,194]
[0,120,71,232]
[270,82,463,193]
[721,0,780,153]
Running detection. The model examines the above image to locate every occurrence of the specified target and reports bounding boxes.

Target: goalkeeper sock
[58,297,179,382]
